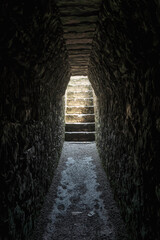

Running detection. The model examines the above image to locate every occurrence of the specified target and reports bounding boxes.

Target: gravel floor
[32,142,128,240]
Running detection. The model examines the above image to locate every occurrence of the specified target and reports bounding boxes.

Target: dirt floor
[32,142,128,240]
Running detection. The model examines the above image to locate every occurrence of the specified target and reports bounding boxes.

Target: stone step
[67,91,93,98]
[69,79,90,85]
[66,114,95,123]
[65,123,95,132]
[67,98,93,106]
[65,132,95,141]
[67,85,92,92]
[66,106,94,114]
[69,77,90,85]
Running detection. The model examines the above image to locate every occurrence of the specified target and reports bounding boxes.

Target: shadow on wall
[88,1,160,240]
[0,1,70,239]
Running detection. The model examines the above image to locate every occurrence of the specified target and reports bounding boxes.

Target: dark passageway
[0,0,160,239]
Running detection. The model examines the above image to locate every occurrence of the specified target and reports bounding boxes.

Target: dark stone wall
[0,1,70,239]
[89,1,160,239]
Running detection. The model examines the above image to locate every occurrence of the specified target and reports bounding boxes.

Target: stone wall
[88,1,160,239]
[1,0,160,239]
[0,1,70,239]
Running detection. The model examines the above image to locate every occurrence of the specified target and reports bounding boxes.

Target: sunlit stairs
[65,76,95,141]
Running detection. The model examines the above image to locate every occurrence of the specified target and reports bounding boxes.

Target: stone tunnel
[0,0,160,239]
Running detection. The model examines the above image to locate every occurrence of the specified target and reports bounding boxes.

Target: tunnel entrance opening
[65,76,95,142]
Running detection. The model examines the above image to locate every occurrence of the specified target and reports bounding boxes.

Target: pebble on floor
[32,142,128,240]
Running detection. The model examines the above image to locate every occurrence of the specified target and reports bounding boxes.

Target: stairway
[65,76,95,141]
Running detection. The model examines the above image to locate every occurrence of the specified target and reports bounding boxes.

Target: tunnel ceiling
[56,0,102,76]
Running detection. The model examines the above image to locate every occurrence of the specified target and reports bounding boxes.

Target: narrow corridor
[1,1,159,239]
[32,143,127,240]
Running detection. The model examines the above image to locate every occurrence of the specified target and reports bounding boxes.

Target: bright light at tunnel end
[70,75,88,80]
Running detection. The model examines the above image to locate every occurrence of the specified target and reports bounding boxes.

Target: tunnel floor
[32,142,128,240]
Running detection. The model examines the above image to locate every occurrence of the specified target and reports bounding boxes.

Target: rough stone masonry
[0,0,160,240]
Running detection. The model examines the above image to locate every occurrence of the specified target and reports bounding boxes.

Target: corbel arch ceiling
[56,0,102,75]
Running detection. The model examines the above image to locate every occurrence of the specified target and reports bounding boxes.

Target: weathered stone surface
[65,123,95,132]
[61,16,98,25]
[59,7,99,17]
[56,0,101,7]
[67,91,93,98]
[88,1,160,239]
[67,85,92,92]
[69,76,90,84]
[65,76,95,141]
[66,106,94,114]
[67,98,93,106]
[57,0,102,75]
[63,24,97,33]
[64,32,95,39]
[68,49,91,55]
[65,132,95,141]
[66,38,92,45]
[66,43,92,49]
[69,61,89,66]
[71,70,88,75]
[0,1,70,239]
[0,0,159,240]
[68,56,90,61]
[66,114,95,123]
